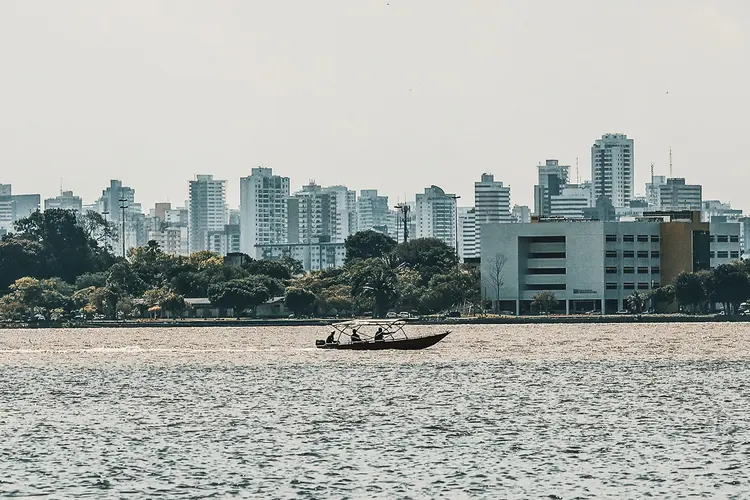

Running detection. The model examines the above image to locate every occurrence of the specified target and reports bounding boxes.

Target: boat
[315,319,450,350]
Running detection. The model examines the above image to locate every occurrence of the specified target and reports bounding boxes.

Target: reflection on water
[1,323,750,498]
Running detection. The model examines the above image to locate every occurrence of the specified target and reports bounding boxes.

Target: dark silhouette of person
[374,327,385,341]
[351,329,362,342]
[326,331,335,344]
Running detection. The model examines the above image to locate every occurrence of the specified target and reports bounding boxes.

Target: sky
[1,0,748,212]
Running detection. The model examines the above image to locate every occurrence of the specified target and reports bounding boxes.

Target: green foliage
[648,285,675,313]
[242,259,294,281]
[284,287,317,316]
[207,277,271,317]
[674,272,706,312]
[393,238,456,285]
[345,230,397,263]
[531,291,558,313]
[75,272,108,290]
[0,239,45,291]
[348,258,399,318]
[0,277,75,318]
[709,263,750,314]
[626,291,647,314]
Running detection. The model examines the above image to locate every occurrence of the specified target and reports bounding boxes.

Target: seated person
[374,327,385,341]
[350,330,362,342]
[326,331,336,344]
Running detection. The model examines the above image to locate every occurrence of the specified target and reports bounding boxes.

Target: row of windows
[529,252,566,259]
[526,284,567,291]
[606,282,658,290]
[606,250,660,258]
[527,268,566,275]
[710,235,740,243]
[606,234,660,243]
[606,267,660,274]
[712,251,741,259]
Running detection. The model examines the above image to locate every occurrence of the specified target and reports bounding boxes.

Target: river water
[2,323,750,498]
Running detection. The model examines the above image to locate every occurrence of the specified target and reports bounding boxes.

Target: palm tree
[626,291,646,314]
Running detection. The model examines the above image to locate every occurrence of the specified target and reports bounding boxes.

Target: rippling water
[2,323,750,498]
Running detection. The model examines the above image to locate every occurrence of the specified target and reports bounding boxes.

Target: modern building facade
[415,185,457,248]
[512,205,532,224]
[534,160,569,217]
[549,182,594,219]
[591,133,634,208]
[323,185,357,241]
[458,207,478,261]
[480,212,739,315]
[658,178,702,211]
[475,174,511,224]
[240,167,290,258]
[357,189,390,234]
[44,191,83,213]
[188,175,228,254]
[288,182,339,244]
[256,239,346,272]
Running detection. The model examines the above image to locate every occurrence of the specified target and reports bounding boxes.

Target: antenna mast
[576,157,580,184]
[669,147,673,178]
[650,162,654,181]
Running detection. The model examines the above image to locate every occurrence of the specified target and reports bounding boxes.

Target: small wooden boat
[315,319,450,350]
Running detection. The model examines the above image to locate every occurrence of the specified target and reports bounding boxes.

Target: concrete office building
[646,174,667,209]
[458,207,478,261]
[415,185,457,248]
[534,160,569,217]
[357,189,390,234]
[701,200,742,222]
[188,175,228,254]
[740,217,750,256]
[240,167,290,258]
[549,182,594,219]
[658,178,702,211]
[480,211,739,315]
[591,133,634,208]
[45,191,83,213]
[256,238,346,272]
[512,205,532,224]
[475,174,512,224]
[323,185,357,240]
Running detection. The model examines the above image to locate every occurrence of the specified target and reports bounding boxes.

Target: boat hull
[316,331,450,350]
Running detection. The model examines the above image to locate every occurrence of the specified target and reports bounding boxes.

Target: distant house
[183,296,288,319]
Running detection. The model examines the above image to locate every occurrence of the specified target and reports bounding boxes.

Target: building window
[637,267,649,274]
[624,267,635,274]
[623,235,634,242]
[731,251,740,258]
[529,236,566,243]
[717,251,729,258]
[710,251,715,258]
[709,235,716,242]
[651,251,660,258]
[652,267,660,274]
[606,283,618,290]
[527,268,567,275]
[652,282,660,288]
[526,284,566,291]
[637,283,650,290]
[606,267,618,274]
[637,251,649,258]
[717,235,728,243]
[606,251,617,258]
[624,283,635,290]
[730,235,739,243]
[606,235,618,242]
[623,251,635,258]
[651,235,660,242]
[529,252,566,259]
[637,235,648,242]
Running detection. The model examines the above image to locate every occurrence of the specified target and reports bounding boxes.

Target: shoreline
[1,314,748,329]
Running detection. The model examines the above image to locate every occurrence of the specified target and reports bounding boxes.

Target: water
[2,323,750,498]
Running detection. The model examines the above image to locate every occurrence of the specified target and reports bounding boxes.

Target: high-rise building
[288,182,338,244]
[45,191,83,213]
[591,133,634,208]
[658,178,702,212]
[415,185,457,248]
[645,174,666,209]
[357,189,390,235]
[458,207,478,261]
[533,160,570,217]
[475,174,512,224]
[512,205,532,224]
[323,185,357,240]
[740,217,750,256]
[549,182,594,219]
[239,167,290,258]
[188,175,228,254]
[146,202,189,256]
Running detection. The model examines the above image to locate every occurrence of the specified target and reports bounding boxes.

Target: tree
[531,291,558,314]
[207,277,271,317]
[0,239,44,291]
[143,287,186,318]
[345,230,397,263]
[674,272,706,313]
[626,291,647,314]
[648,285,675,313]
[348,258,399,318]
[393,238,456,285]
[484,253,507,312]
[243,259,293,280]
[0,277,75,318]
[106,262,147,297]
[284,287,317,316]
[420,269,479,313]
[78,210,118,248]
[710,263,750,314]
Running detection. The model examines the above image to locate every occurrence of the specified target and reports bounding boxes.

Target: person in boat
[350,329,362,342]
[374,327,385,341]
[326,331,336,344]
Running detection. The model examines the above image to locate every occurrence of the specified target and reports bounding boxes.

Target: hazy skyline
[1,1,748,212]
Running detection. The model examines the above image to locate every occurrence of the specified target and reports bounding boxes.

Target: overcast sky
[1,0,748,212]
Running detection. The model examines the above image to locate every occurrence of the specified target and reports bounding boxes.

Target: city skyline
[1,2,749,214]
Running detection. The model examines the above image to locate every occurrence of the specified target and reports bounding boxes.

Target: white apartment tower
[188,175,228,254]
[415,185,457,248]
[288,182,339,244]
[591,133,634,208]
[322,185,357,240]
[458,207,479,261]
[240,168,290,258]
[475,174,512,224]
[357,189,390,234]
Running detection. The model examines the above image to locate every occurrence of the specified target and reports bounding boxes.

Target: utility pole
[118,197,128,258]
[394,203,410,243]
[449,195,461,266]
[102,210,109,249]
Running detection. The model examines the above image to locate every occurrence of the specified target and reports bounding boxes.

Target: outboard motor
[315,339,326,347]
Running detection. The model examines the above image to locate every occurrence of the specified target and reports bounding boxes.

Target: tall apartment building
[549,182,594,219]
[591,133,634,208]
[475,174,512,224]
[239,167,290,258]
[533,160,570,217]
[458,207,479,261]
[0,185,40,232]
[415,185,457,248]
[658,178,702,211]
[357,189,390,234]
[288,182,338,244]
[646,174,667,209]
[188,175,228,254]
[45,191,83,213]
[146,202,189,256]
[323,185,357,240]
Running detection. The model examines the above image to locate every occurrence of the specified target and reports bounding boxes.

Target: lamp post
[394,203,410,243]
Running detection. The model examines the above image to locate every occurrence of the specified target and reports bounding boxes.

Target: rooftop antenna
[575,157,580,184]
[650,162,654,182]
[669,147,673,178]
